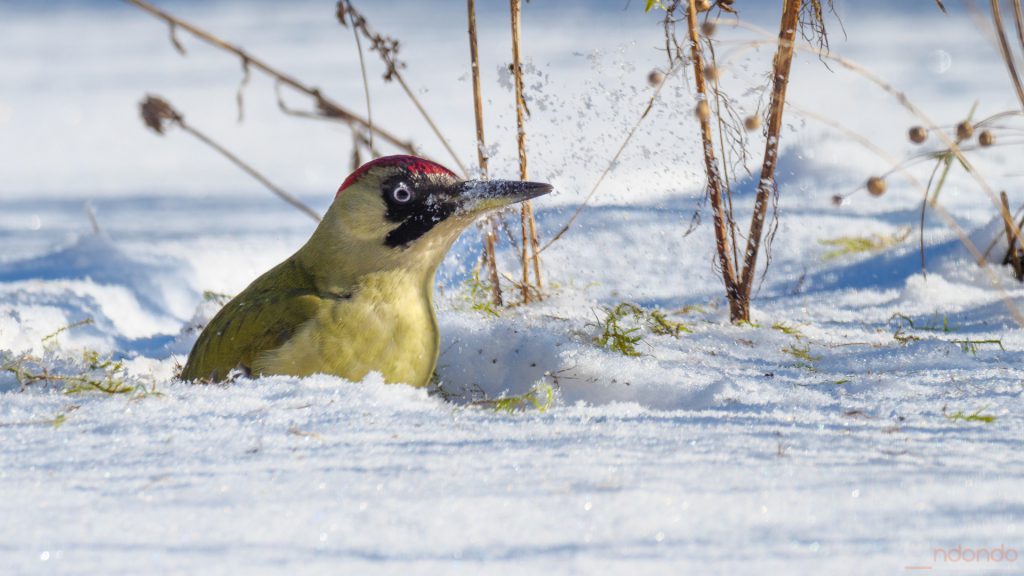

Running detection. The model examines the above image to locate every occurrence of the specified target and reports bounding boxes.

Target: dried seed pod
[696,100,711,121]
[744,114,761,131]
[703,64,719,82]
[831,194,845,207]
[695,0,712,12]
[700,20,716,37]
[335,2,349,26]
[908,126,927,144]
[140,95,181,135]
[956,121,974,141]
[647,69,665,87]
[979,130,994,147]
[867,176,887,197]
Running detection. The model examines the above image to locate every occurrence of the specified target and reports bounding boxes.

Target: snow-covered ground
[2,1,1022,574]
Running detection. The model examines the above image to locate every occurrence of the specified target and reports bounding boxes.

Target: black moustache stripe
[384,204,457,248]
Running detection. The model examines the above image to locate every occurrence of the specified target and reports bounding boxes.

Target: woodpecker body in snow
[182,155,551,386]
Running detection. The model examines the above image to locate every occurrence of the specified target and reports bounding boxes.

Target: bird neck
[294,222,441,298]
[295,199,464,294]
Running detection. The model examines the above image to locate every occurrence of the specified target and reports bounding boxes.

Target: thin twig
[125,0,414,153]
[992,0,1024,112]
[1001,191,1023,278]
[685,1,742,320]
[511,0,542,301]
[726,22,1024,326]
[339,1,468,176]
[140,95,321,222]
[735,0,801,321]
[468,0,503,306]
[725,25,1024,275]
[350,17,373,152]
[1015,0,1024,57]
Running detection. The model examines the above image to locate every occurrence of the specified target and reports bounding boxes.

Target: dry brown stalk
[719,20,1024,327]
[511,0,542,302]
[338,1,468,176]
[125,0,414,155]
[992,0,1024,112]
[468,0,503,307]
[685,2,742,320]
[728,22,1024,277]
[349,11,374,152]
[140,95,321,222]
[733,0,801,322]
[1015,0,1024,55]
[1000,191,1024,279]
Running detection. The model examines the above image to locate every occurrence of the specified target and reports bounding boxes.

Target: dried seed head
[703,64,719,82]
[908,126,928,144]
[744,114,761,131]
[695,0,712,12]
[831,194,845,206]
[867,176,887,197]
[647,69,665,87]
[695,100,711,121]
[140,95,181,135]
[700,20,716,37]
[979,130,994,147]
[335,1,349,26]
[956,121,974,141]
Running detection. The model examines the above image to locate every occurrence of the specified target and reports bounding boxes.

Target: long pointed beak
[455,179,553,214]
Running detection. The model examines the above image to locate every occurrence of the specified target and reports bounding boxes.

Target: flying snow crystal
[928,49,952,74]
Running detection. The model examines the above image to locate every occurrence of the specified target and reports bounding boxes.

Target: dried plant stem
[685,1,741,320]
[181,123,321,222]
[992,0,1024,112]
[351,20,373,151]
[511,0,542,301]
[735,32,1024,325]
[392,72,468,176]
[734,0,801,321]
[125,0,414,154]
[1015,0,1024,55]
[468,0,503,306]
[339,1,467,176]
[727,25,1024,279]
[141,96,321,222]
[715,20,1024,326]
[1001,191,1024,279]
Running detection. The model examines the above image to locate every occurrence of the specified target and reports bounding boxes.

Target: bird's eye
[391,182,413,204]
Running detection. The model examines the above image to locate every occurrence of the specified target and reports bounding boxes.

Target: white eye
[391,183,413,203]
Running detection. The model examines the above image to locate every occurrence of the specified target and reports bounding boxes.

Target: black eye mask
[382,175,459,247]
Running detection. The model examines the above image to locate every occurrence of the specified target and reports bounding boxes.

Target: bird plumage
[181,155,551,387]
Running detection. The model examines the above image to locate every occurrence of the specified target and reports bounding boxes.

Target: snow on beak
[453,179,553,215]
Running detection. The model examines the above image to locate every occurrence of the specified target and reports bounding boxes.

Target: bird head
[303,155,552,279]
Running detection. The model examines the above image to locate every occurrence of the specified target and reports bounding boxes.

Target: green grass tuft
[461,266,500,318]
[591,303,690,357]
[819,227,911,260]
[473,383,554,414]
[771,322,804,339]
[781,342,821,371]
[945,407,997,423]
[950,338,1004,355]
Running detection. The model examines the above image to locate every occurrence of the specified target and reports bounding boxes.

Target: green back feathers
[181,258,322,381]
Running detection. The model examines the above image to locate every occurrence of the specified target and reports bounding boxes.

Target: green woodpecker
[182,155,551,386]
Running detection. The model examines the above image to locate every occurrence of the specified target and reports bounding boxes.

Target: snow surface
[2,1,1023,574]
